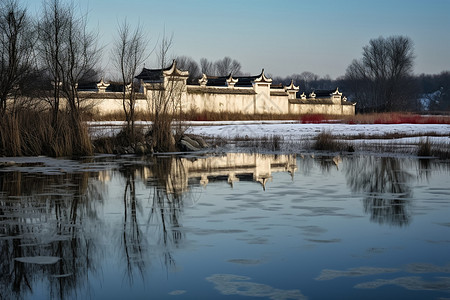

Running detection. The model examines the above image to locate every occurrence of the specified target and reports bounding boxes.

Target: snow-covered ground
[187,121,450,153]
[89,120,450,143]
[88,120,450,152]
[186,121,449,141]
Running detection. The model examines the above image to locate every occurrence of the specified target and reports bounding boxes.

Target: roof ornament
[199,73,208,87]
[300,92,307,100]
[226,74,238,87]
[97,78,110,93]
[332,87,342,96]
[309,91,316,99]
[254,69,273,83]
[163,59,189,77]
[285,79,299,91]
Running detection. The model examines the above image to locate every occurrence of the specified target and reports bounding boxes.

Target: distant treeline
[176,37,449,114]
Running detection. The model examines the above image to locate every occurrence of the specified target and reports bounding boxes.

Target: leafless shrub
[147,34,188,152]
[111,19,149,145]
[0,0,36,116]
[36,0,99,155]
[314,131,353,152]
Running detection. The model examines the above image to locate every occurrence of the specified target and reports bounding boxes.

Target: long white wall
[81,82,355,117]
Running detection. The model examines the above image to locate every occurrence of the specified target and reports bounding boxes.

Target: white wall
[81,83,355,117]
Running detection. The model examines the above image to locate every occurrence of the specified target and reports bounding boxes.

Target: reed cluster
[0,111,92,157]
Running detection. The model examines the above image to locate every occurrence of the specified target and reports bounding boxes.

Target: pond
[0,153,449,299]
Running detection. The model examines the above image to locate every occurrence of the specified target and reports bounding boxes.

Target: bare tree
[345,35,416,112]
[197,57,243,77]
[200,57,214,75]
[148,33,187,152]
[296,71,319,91]
[112,19,149,143]
[176,55,200,82]
[0,0,35,115]
[214,56,242,76]
[37,0,100,155]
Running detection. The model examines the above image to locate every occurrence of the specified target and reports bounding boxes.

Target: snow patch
[15,256,61,264]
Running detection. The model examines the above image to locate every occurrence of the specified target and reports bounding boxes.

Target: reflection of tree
[0,171,103,300]
[120,166,146,283]
[345,156,413,226]
[148,157,186,268]
[418,159,432,181]
[315,156,340,173]
[298,155,314,176]
[117,156,187,284]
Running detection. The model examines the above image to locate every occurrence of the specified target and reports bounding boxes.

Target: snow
[15,256,61,264]
[185,122,450,144]
[88,120,450,146]
[0,156,117,174]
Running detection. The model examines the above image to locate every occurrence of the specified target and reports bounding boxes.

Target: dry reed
[0,111,92,157]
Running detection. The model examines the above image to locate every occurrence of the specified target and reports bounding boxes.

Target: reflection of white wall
[136,153,298,193]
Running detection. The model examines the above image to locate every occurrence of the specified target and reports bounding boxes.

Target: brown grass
[340,131,449,140]
[83,110,153,121]
[341,112,450,124]
[231,135,284,151]
[314,131,354,152]
[174,111,450,125]
[417,139,450,159]
[182,110,308,122]
[417,138,432,157]
[0,111,92,157]
[85,109,450,125]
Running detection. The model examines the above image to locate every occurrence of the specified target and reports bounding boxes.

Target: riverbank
[88,120,450,158]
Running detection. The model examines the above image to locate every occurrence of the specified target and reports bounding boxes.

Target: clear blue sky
[28,0,450,79]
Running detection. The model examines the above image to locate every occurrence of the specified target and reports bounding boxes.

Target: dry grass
[84,110,153,121]
[190,111,450,125]
[86,109,450,125]
[417,138,450,159]
[0,111,92,157]
[340,131,449,140]
[417,138,432,157]
[232,135,284,152]
[313,131,354,152]
[342,112,450,124]
[182,110,308,122]
[429,143,450,159]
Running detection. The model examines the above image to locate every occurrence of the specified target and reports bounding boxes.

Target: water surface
[1,153,449,299]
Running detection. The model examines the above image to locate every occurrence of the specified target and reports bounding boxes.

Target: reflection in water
[116,157,191,284]
[0,153,448,299]
[120,167,146,283]
[0,171,103,300]
[138,153,298,192]
[148,158,186,267]
[345,156,413,226]
[0,154,297,299]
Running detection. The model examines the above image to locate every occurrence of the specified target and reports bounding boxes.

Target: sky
[27,0,450,79]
